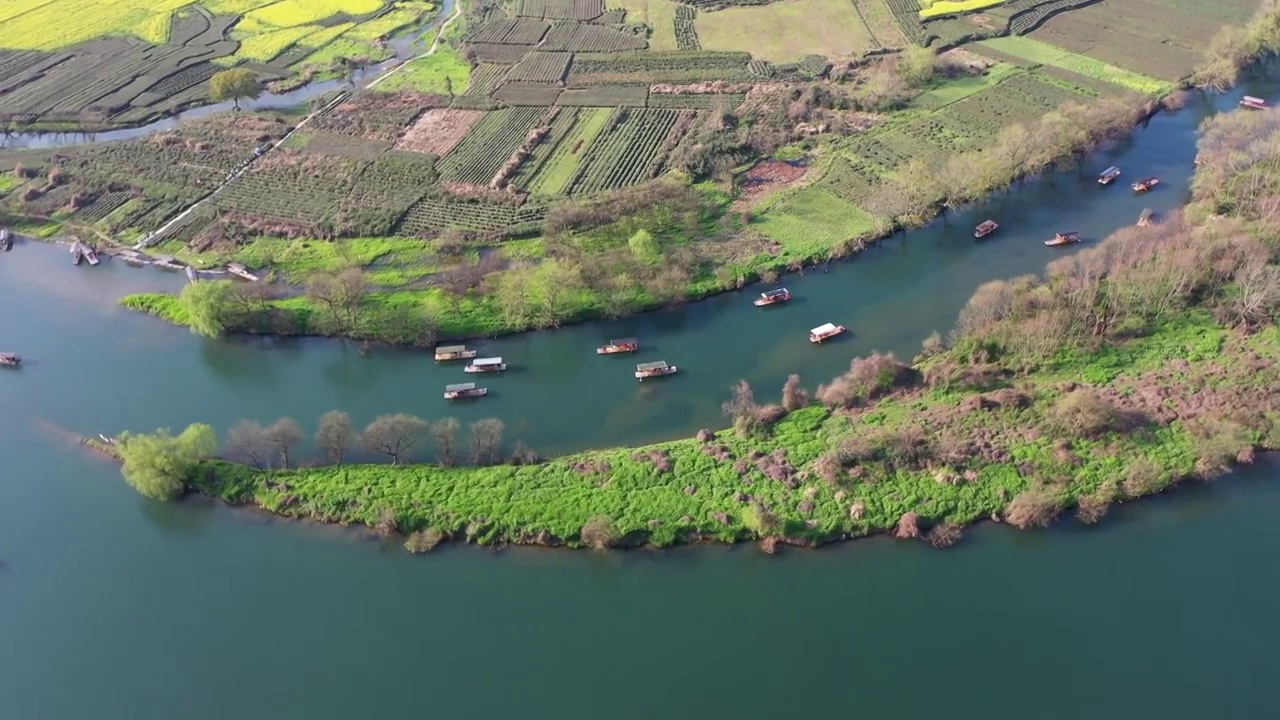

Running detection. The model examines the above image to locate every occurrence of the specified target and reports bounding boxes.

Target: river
[2,80,1280,716]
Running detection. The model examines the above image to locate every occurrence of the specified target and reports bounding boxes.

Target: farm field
[978,36,1173,94]
[608,0,680,51]
[694,0,877,62]
[754,186,880,255]
[374,46,472,94]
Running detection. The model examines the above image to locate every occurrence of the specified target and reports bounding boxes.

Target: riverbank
[130,106,1280,551]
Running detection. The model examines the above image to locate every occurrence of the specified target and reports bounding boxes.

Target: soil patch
[397,108,486,156]
[734,159,808,210]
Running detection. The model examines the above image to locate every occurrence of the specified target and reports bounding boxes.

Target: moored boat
[1044,230,1080,247]
[464,357,506,373]
[808,322,846,343]
[1240,95,1268,110]
[753,288,792,307]
[0,228,11,251]
[185,266,198,283]
[973,220,999,239]
[635,360,677,380]
[444,382,487,400]
[117,249,149,266]
[1137,208,1157,227]
[1098,166,1121,185]
[434,344,477,361]
[83,245,99,266]
[0,352,20,368]
[597,337,639,354]
[226,263,260,281]
[1131,177,1159,193]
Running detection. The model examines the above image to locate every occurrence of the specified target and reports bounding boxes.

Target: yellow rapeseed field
[0,0,391,51]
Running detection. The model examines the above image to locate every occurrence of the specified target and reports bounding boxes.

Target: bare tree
[431,417,460,467]
[362,413,430,465]
[781,374,809,411]
[315,410,352,465]
[469,418,505,466]
[264,417,304,469]
[722,379,762,437]
[225,419,273,469]
[305,267,368,333]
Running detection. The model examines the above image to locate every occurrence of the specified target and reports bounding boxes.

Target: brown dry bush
[895,512,920,539]
[404,527,445,553]
[926,522,963,548]
[1004,487,1063,529]
[1186,419,1255,479]
[1121,457,1164,498]
[1076,481,1118,524]
[1050,389,1133,438]
[781,374,809,411]
[580,516,620,550]
[876,424,934,469]
[817,352,918,408]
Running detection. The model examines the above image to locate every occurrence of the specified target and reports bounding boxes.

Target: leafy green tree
[117,424,217,500]
[627,229,662,264]
[899,46,938,87]
[178,280,237,338]
[210,68,261,110]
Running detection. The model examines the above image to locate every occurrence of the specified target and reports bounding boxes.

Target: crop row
[438,107,548,185]
[469,43,534,65]
[465,63,512,96]
[557,85,649,106]
[526,107,611,196]
[512,107,582,188]
[144,62,218,99]
[347,150,440,211]
[884,0,928,44]
[572,51,751,74]
[818,156,884,206]
[506,52,574,84]
[74,190,135,224]
[518,0,606,21]
[674,6,700,51]
[646,92,743,109]
[468,17,550,45]
[398,197,549,234]
[541,23,648,52]
[1007,0,1099,34]
[594,10,627,24]
[492,82,565,105]
[568,108,679,196]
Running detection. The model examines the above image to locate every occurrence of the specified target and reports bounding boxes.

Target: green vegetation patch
[979,36,1173,95]
[374,45,471,94]
[754,186,879,256]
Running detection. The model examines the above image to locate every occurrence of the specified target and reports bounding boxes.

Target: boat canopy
[446,383,476,392]
[636,361,669,371]
[437,344,467,353]
[610,338,638,345]
[473,357,503,366]
[762,288,789,298]
[1058,230,1078,235]
[1243,95,1265,104]
[811,323,838,335]
[1100,166,1120,176]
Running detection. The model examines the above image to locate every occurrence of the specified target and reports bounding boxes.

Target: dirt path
[136,4,464,250]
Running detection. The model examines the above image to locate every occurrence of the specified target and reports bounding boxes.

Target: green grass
[373,45,471,94]
[609,0,680,51]
[528,108,612,196]
[915,63,1022,109]
[695,0,875,63]
[979,36,1173,95]
[754,186,880,256]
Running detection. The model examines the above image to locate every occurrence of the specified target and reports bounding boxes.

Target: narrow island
[111,107,1280,552]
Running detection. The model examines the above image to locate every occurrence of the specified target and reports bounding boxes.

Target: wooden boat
[1044,230,1080,247]
[1137,208,1157,227]
[434,344,477,361]
[71,246,83,265]
[117,249,149,266]
[635,360,677,380]
[0,228,11,252]
[226,263,260,281]
[185,266,198,283]
[152,255,186,271]
[83,245,99,266]
[753,287,792,307]
[464,357,506,373]
[0,352,20,367]
[1098,166,1121,185]
[597,337,639,355]
[1131,177,1160,193]
[809,322,847,343]
[444,382,487,400]
[973,220,999,239]
[1240,95,1268,110]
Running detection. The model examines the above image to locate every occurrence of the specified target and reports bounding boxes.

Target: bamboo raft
[0,352,20,368]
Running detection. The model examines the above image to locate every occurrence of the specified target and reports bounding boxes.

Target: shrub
[404,527,445,553]
[1004,487,1063,529]
[894,512,920,539]
[817,352,917,408]
[1121,457,1164,498]
[781,374,809,411]
[926,522,962,548]
[1050,389,1130,438]
[580,515,620,550]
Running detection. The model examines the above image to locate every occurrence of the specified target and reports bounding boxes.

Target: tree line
[117,411,536,501]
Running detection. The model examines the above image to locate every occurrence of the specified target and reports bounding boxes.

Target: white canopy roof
[811,323,838,335]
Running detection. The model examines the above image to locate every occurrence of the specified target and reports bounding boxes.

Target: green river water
[2,84,1280,718]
